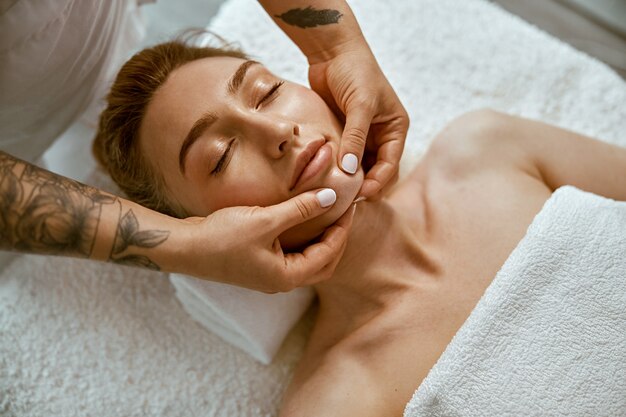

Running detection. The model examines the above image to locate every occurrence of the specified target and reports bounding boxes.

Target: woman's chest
[429,167,552,300]
[301,164,556,415]
[349,167,555,408]
[388,163,552,305]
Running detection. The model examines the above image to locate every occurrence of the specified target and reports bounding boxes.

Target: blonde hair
[93,35,247,217]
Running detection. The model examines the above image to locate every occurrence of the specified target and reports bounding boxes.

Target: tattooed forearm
[0,151,169,270]
[275,6,343,28]
[0,151,115,257]
[109,209,169,270]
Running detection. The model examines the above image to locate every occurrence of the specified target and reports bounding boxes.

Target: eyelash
[256,81,284,109]
[211,138,236,175]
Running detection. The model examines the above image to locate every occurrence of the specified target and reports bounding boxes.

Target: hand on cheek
[280,167,364,250]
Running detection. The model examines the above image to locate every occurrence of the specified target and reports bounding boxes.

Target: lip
[290,138,330,190]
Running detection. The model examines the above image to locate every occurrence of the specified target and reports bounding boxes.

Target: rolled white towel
[169,274,314,364]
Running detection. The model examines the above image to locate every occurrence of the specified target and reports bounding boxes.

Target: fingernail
[353,196,367,203]
[316,188,337,208]
[341,153,358,174]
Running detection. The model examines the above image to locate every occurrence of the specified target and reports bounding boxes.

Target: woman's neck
[312,189,436,342]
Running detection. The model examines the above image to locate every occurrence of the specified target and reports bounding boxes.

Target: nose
[243,113,299,159]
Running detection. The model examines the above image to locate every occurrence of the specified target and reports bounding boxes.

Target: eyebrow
[228,59,258,95]
[178,59,259,175]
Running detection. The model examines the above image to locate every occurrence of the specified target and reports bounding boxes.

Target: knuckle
[260,210,276,226]
[400,112,410,130]
[345,126,369,146]
[294,198,315,219]
[354,97,377,115]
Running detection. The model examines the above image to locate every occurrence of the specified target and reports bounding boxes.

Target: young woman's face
[140,56,363,248]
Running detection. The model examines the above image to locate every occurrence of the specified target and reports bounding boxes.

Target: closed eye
[257,81,284,109]
[211,138,236,176]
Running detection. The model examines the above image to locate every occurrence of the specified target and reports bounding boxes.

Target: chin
[280,167,363,251]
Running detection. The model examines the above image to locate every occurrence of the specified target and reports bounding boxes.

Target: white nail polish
[316,188,337,208]
[341,153,358,174]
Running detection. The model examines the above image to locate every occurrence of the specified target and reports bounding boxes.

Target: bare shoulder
[279,348,387,417]
[424,108,537,180]
[425,108,626,200]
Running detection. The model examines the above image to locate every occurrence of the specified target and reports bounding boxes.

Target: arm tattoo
[275,6,343,28]
[109,209,169,270]
[0,151,169,270]
[0,152,114,257]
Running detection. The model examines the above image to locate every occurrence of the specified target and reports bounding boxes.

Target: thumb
[339,101,375,175]
[266,188,337,233]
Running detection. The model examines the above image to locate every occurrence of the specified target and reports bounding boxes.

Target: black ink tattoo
[0,151,169,271]
[109,209,169,270]
[0,152,114,257]
[275,6,343,28]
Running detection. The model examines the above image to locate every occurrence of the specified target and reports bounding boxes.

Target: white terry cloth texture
[405,186,626,417]
[1,0,626,415]
[169,275,313,364]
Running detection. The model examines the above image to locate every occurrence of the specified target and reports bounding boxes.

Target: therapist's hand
[178,189,355,293]
[308,40,409,200]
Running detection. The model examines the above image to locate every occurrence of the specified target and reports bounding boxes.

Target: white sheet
[1,0,625,415]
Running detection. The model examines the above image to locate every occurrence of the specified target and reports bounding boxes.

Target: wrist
[305,34,371,65]
[151,215,202,276]
[262,1,370,65]
[158,215,229,281]
[97,198,202,275]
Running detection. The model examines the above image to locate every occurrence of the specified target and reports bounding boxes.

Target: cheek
[284,85,340,125]
[208,170,287,211]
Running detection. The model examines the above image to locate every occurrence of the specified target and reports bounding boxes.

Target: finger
[358,128,405,198]
[284,204,356,286]
[381,170,400,196]
[266,188,337,234]
[339,101,375,175]
[300,247,343,287]
[358,160,396,199]
[298,204,357,285]
[360,169,400,202]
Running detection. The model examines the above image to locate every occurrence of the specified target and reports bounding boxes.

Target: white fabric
[0,0,145,163]
[405,186,626,417]
[1,0,626,415]
[169,274,313,364]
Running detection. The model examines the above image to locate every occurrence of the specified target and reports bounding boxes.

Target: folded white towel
[405,186,626,417]
[169,274,314,364]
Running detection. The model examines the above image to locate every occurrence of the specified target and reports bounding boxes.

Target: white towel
[404,186,626,417]
[169,274,313,364]
[2,0,625,415]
